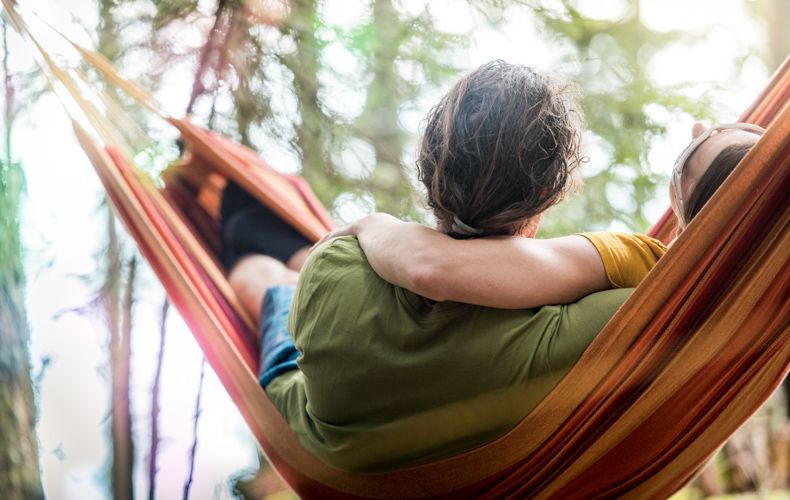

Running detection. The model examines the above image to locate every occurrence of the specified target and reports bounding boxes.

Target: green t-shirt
[267,236,631,472]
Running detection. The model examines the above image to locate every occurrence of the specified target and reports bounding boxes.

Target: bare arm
[318,213,609,309]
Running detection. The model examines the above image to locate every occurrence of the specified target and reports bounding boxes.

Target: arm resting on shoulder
[339,213,609,309]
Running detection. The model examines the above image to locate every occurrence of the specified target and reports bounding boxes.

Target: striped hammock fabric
[6,2,788,496]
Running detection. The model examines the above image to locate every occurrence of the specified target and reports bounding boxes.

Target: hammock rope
[6,3,789,496]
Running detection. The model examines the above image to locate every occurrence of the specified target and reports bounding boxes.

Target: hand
[311,213,397,253]
[312,222,358,252]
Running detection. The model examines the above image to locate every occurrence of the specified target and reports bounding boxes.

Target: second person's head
[670,122,763,231]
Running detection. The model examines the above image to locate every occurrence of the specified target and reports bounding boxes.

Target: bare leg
[286,246,312,272]
[228,254,298,324]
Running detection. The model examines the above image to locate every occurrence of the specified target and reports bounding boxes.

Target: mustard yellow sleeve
[579,232,667,288]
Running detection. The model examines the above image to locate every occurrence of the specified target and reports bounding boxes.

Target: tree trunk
[355,0,415,216]
[0,19,45,500]
[96,2,136,497]
[108,250,136,500]
[101,211,136,500]
[186,0,231,116]
[279,0,352,204]
[0,278,44,500]
[148,299,168,500]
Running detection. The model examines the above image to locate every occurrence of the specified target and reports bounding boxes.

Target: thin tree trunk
[96,2,136,497]
[0,18,45,500]
[183,359,205,500]
[108,247,136,500]
[148,299,168,500]
[186,0,230,115]
[279,0,349,203]
[355,0,414,215]
[0,306,43,500]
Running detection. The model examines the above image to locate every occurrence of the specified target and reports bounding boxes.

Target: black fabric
[220,180,260,221]
[220,181,311,270]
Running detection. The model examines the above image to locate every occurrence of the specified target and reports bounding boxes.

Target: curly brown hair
[417,60,583,236]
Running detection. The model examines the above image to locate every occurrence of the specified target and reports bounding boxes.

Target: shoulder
[298,236,376,288]
[578,232,666,288]
[291,236,391,322]
[580,231,667,256]
[306,235,369,268]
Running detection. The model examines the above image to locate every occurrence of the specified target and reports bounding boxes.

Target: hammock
[7,3,788,497]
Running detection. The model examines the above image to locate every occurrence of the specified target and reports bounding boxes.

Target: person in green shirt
[316,124,761,310]
[219,59,762,471]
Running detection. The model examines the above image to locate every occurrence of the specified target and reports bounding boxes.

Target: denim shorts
[258,284,300,388]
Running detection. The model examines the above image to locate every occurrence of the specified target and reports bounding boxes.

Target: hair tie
[451,215,483,236]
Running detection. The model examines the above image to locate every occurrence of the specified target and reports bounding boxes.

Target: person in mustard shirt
[220,59,764,471]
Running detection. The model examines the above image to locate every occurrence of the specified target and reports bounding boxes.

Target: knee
[228,255,298,320]
[229,255,291,294]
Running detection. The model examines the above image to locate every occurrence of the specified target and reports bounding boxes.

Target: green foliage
[0,18,45,500]
[136,0,740,232]
[0,155,26,367]
[0,159,24,276]
[145,0,466,222]
[152,0,202,30]
[525,0,720,235]
[98,0,756,233]
[0,14,28,382]
[274,0,465,217]
[0,20,24,332]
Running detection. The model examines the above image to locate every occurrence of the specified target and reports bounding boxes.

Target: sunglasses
[671,122,764,224]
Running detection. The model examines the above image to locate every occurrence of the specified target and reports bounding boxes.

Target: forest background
[1,0,788,498]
